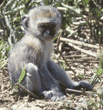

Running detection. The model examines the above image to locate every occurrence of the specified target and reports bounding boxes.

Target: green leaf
[15,66,26,89]
[53,35,59,41]
[53,30,62,41]
[18,66,26,83]
[15,85,19,89]
[85,0,90,4]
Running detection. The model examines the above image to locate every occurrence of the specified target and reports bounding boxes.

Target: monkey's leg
[22,63,42,95]
[47,60,92,91]
[38,64,66,101]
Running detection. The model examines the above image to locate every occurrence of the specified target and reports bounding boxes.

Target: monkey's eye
[38,23,56,36]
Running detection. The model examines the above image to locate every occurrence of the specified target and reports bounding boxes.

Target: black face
[38,22,56,37]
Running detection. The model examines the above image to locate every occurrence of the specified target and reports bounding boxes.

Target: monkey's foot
[42,90,66,101]
[74,81,92,91]
[80,81,92,90]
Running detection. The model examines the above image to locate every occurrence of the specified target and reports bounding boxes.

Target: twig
[56,35,76,74]
[92,0,101,9]
[15,83,39,99]
[67,59,98,63]
[59,51,77,74]
[60,37,99,49]
[65,54,87,58]
[66,88,91,95]
[0,87,11,94]
[68,43,97,57]
[56,30,62,52]
[3,0,15,12]
[67,30,78,38]
[0,60,8,69]
[57,7,67,11]
[0,1,5,8]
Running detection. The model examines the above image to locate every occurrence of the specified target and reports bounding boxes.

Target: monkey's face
[38,22,57,41]
[28,6,61,41]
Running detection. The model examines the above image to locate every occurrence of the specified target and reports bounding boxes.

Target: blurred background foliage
[0,0,103,68]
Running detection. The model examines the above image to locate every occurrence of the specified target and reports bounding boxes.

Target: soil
[0,56,100,110]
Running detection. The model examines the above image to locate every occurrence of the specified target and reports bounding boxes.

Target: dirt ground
[0,55,101,110]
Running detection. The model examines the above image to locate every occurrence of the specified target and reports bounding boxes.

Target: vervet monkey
[8,6,92,101]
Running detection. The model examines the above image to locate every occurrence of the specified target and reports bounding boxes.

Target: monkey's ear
[21,15,29,31]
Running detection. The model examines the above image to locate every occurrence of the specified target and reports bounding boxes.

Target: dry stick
[0,87,11,94]
[56,35,76,74]
[68,43,97,57]
[67,59,98,63]
[60,37,99,49]
[59,51,76,74]
[67,30,78,38]
[0,59,8,69]
[15,83,39,99]
[66,88,91,95]
[0,1,5,8]
[92,0,101,9]
[57,7,67,11]
[0,42,3,48]
[56,30,61,52]
[65,54,87,58]
[66,56,97,61]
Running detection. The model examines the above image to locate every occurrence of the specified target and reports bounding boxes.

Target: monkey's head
[22,6,61,41]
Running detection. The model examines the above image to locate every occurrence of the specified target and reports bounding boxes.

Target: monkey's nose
[43,29,50,37]
[46,29,50,34]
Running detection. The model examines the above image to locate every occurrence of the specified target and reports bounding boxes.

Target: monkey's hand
[42,90,66,101]
[74,81,92,91]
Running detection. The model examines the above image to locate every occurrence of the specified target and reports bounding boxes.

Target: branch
[60,37,99,49]
[66,88,92,96]
[15,83,39,99]
[59,51,77,74]
[92,0,101,9]
[56,35,77,74]
[68,43,97,57]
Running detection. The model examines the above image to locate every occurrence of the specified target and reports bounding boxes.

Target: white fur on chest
[44,41,53,63]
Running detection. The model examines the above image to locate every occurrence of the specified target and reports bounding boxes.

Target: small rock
[78,97,84,102]
[75,106,83,110]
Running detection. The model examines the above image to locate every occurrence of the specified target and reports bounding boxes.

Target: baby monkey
[8,6,92,101]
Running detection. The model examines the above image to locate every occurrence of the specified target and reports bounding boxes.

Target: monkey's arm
[47,60,92,91]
